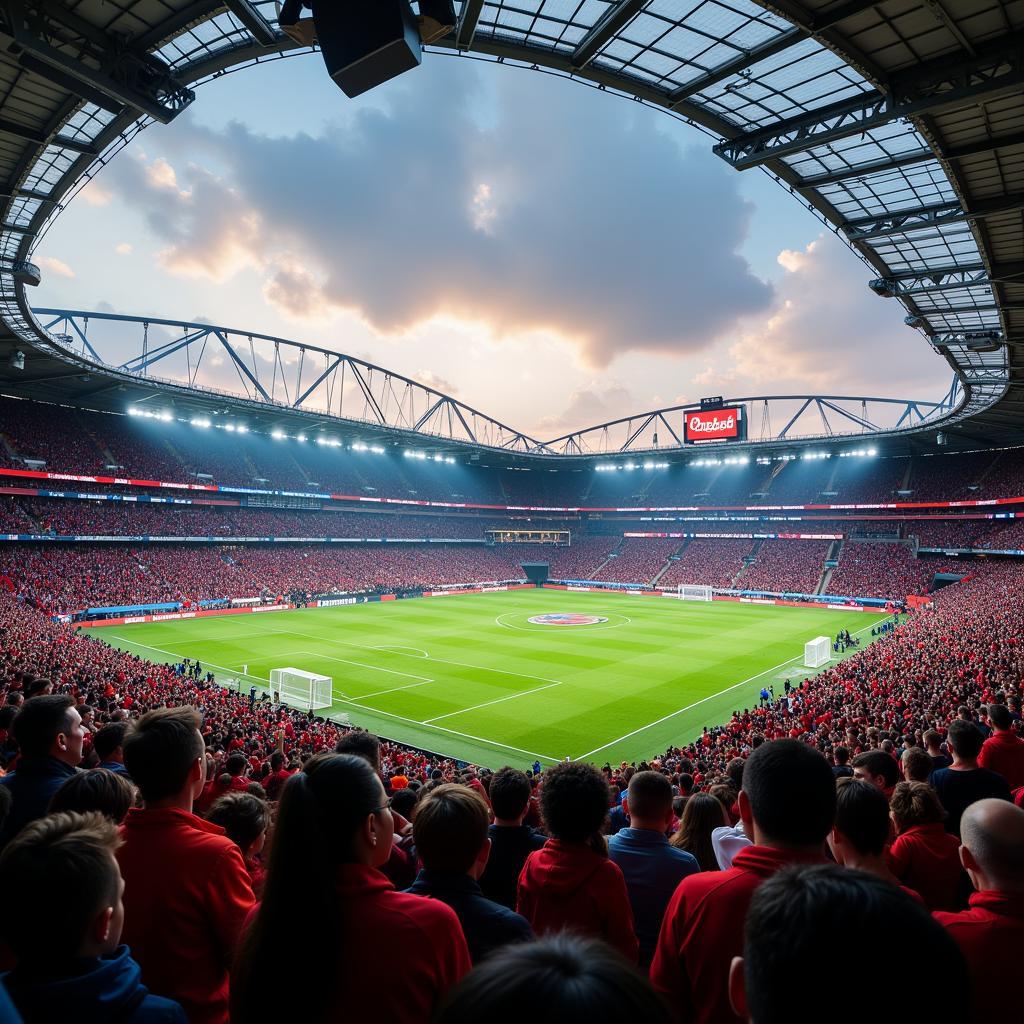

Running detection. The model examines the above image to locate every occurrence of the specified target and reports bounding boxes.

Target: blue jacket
[99,761,131,778]
[0,756,77,848]
[2,946,186,1024]
[479,824,546,910]
[607,827,700,967]
[406,869,534,963]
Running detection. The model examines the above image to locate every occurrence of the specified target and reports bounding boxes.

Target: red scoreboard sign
[684,406,746,443]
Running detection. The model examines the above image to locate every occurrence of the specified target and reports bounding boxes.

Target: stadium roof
[0,0,1020,460]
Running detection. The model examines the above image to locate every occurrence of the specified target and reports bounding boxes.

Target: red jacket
[327,864,470,1023]
[888,822,964,911]
[517,839,638,963]
[117,806,256,1024]
[978,730,1024,790]
[934,891,1024,1023]
[650,845,825,1024]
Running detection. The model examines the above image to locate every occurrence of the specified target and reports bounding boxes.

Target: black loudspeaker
[311,0,422,99]
[522,562,550,586]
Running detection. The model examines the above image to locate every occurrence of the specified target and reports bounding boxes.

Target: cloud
[538,383,637,436]
[102,60,772,368]
[722,234,950,398]
[115,243,133,255]
[78,180,112,206]
[37,255,75,279]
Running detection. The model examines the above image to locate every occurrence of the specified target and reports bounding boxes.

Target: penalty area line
[573,619,880,762]
[423,681,563,724]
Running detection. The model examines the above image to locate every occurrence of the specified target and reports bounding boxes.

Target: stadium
[0,2,1021,1023]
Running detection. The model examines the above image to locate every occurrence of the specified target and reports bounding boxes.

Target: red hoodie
[888,822,964,911]
[517,839,638,963]
[978,730,1024,789]
[934,891,1024,1023]
[650,845,825,1024]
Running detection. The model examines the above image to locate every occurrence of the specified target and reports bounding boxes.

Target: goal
[270,667,333,711]
[804,636,831,669]
[677,584,713,602]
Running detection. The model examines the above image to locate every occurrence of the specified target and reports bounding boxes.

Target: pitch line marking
[494,612,632,632]
[103,636,561,766]
[291,652,433,684]
[573,620,881,761]
[423,681,564,724]
[372,645,429,658]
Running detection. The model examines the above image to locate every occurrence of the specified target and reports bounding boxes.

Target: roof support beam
[797,148,935,189]
[669,0,881,104]
[223,0,278,45]
[573,0,647,69]
[0,117,96,156]
[842,192,1024,241]
[869,264,988,297]
[714,32,1024,169]
[456,0,485,50]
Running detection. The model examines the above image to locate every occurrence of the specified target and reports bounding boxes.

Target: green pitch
[82,591,887,768]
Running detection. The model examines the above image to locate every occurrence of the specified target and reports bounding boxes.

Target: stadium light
[127,406,140,417]
[371,446,385,454]
[271,430,286,440]
[190,418,211,428]
[158,412,173,423]
[867,447,877,456]
[296,434,307,443]
[236,424,248,434]
[224,424,236,432]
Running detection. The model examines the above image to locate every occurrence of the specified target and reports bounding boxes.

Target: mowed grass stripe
[86,592,887,767]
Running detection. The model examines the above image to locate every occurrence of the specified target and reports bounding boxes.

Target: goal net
[804,636,831,669]
[678,585,712,602]
[270,667,333,711]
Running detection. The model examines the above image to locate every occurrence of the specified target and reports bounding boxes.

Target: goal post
[270,667,333,711]
[677,584,712,602]
[804,636,831,669]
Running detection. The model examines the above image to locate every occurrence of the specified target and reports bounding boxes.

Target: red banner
[684,407,742,442]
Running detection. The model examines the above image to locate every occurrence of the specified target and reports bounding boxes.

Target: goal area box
[677,585,712,601]
[804,636,831,669]
[270,667,333,711]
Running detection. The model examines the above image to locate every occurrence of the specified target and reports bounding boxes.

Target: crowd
[826,541,934,601]
[597,539,682,585]
[659,539,753,589]
[737,540,830,595]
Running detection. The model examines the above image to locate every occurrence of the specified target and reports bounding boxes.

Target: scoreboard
[486,529,570,546]
[683,405,746,444]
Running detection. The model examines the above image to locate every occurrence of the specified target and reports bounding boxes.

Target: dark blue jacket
[406,869,533,963]
[607,827,700,967]
[2,946,186,1024]
[99,761,131,778]
[0,756,77,847]
[479,824,546,910]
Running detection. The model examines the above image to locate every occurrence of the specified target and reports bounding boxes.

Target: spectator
[888,781,964,911]
[609,771,699,967]
[479,766,546,910]
[49,767,136,823]
[206,793,270,896]
[0,695,84,846]
[119,707,256,1024]
[730,864,969,1024]
[435,934,672,1024]
[931,720,1012,835]
[232,754,470,1024]
[259,751,290,801]
[517,761,638,963]
[850,749,899,795]
[900,746,933,782]
[93,722,130,777]
[934,800,1024,1023]
[831,746,853,778]
[0,811,187,1023]
[978,703,1024,790]
[406,783,532,963]
[828,778,919,900]
[650,740,835,1024]
[924,728,952,770]
[671,791,728,872]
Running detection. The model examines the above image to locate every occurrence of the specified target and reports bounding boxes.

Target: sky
[33,50,952,441]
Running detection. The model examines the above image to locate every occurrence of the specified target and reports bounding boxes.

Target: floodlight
[271,430,286,440]
[296,434,307,442]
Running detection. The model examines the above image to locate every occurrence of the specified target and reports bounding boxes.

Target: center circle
[527,613,609,626]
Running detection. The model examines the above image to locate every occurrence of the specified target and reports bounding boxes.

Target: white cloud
[115,242,133,255]
[37,255,75,279]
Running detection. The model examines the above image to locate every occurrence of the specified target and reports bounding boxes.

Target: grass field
[83,591,887,768]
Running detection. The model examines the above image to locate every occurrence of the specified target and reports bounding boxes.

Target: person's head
[958,799,1024,893]
[850,750,899,791]
[671,792,727,871]
[829,778,890,863]
[225,752,247,778]
[730,865,969,1024]
[900,746,933,783]
[889,781,947,833]
[269,751,284,772]
[208,792,270,861]
[946,720,984,764]
[540,761,610,845]
[93,722,128,765]
[725,758,745,793]
[834,746,850,766]
[232,754,392,1023]
[435,933,672,1024]
[49,767,136,823]
[987,703,1013,732]
[739,741,835,850]
[11,694,84,766]
[0,811,125,962]
[488,766,533,825]
[624,771,674,832]
[390,786,419,821]
[923,729,943,753]
[123,706,206,807]
[413,783,490,878]
[333,730,381,771]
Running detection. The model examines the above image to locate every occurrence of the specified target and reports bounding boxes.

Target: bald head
[960,799,1024,893]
